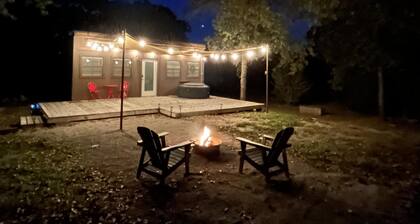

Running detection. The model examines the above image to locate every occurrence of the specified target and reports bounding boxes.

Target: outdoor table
[103,84,119,98]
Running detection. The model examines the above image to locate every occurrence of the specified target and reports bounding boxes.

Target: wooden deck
[40,96,264,123]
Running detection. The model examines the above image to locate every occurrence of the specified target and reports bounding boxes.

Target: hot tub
[176,82,210,99]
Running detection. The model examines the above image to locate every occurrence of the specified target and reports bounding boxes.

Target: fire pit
[193,127,221,160]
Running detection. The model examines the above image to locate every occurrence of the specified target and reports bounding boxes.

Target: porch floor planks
[40,96,264,123]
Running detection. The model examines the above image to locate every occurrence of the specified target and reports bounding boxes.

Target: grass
[216,108,419,185]
[218,110,300,140]
[0,135,135,223]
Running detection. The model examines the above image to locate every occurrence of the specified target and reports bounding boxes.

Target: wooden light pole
[265,44,269,113]
[119,29,126,131]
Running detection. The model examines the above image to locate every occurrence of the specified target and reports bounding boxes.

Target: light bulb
[246,50,255,59]
[167,48,174,55]
[221,54,227,61]
[139,39,146,47]
[214,54,220,61]
[260,45,268,54]
[231,53,239,60]
[117,36,124,45]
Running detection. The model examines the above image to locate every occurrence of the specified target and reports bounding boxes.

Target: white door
[141,59,158,96]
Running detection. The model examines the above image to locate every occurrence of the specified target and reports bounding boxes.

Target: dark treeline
[0,0,190,103]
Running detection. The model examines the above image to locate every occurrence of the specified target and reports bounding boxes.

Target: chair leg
[282,151,290,179]
[239,154,244,174]
[184,145,191,177]
[137,149,146,179]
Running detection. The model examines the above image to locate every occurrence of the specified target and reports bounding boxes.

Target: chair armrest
[137,132,170,146]
[162,140,194,152]
[262,134,274,145]
[262,134,274,141]
[236,137,271,151]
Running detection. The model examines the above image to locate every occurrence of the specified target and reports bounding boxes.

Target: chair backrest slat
[266,127,294,165]
[137,127,164,168]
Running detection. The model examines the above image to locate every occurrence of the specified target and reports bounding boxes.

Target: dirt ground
[0,106,419,223]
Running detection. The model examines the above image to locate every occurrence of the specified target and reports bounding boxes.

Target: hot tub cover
[176,82,210,99]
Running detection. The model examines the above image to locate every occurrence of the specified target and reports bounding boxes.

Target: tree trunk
[240,55,247,100]
[378,67,384,119]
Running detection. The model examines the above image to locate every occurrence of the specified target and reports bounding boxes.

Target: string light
[260,45,267,54]
[139,39,146,47]
[87,33,269,64]
[167,48,174,55]
[117,36,124,45]
[231,53,239,61]
[131,50,139,56]
[148,52,156,58]
[246,50,255,59]
[192,52,202,59]
[214,54,220,61]
[91,42,98,50]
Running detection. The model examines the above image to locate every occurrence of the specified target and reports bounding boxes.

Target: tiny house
[72,31,206,100]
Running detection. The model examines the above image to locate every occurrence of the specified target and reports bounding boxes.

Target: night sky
[150,0,215,43]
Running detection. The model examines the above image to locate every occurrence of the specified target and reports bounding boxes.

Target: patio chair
[121,81,129,98]
[87,81,100,99]
[236,127,294,182]
[137,127,193,184]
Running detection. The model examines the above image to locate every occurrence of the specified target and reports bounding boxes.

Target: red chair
[122,81,129,98]
[88,81,100,99]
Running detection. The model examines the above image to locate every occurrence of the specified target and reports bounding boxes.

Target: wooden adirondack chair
[136,127,193,184]
[236,127,294,182]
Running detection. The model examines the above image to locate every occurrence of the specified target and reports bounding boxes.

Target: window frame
[166,60,181,78]
[80,56,104,78]
[187,61,200,78]
[112,58,132,77]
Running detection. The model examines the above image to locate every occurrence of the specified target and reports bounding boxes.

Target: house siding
[72,31,205,100]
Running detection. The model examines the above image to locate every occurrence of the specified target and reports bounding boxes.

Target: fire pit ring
[193,137,221,160]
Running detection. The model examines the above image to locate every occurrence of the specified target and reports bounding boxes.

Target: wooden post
[119,29,126,131]
[240,54,247,101]
[265,45,269,113]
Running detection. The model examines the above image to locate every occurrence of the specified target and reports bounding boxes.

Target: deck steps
[20,115,44,126]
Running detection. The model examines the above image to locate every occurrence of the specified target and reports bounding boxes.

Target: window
[166,61,181,77]
[187,61,200,77]
[80,56,103,77]
[112,59,132,77]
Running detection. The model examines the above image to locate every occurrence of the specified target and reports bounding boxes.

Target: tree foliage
[0,0,190,101]
[309,0,420,116]
[0,0,53,17]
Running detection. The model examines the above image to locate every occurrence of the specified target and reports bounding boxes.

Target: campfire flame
[199,126,212,147]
